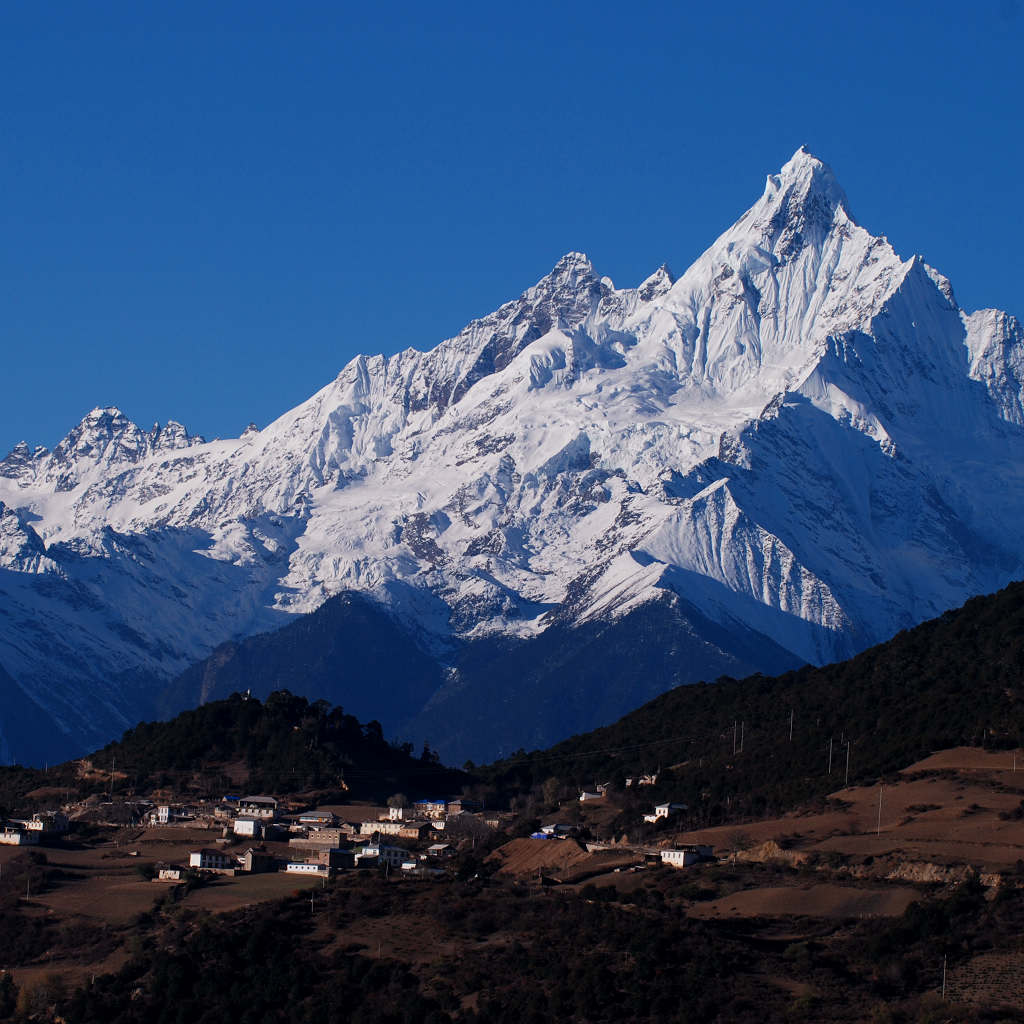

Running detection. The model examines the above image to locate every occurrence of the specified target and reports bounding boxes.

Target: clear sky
[1,1,1021,454]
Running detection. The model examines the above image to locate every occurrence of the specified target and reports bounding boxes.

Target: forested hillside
[0,691,464,816]
[96,690,465,800]
[484,581,1024,823]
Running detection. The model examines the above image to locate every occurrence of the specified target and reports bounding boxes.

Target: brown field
[667,746,1024,874]
[904,747,1024,773]
[7,743,1023,1004]
[686,882,919,920]
[182,872,322,912]
[567,865,655,894]
[27,876,158,925]
[487,837,638,882]
[9,951,133,998]
[14,830,318,932]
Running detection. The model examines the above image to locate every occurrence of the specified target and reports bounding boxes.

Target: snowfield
[2,147,1023,761]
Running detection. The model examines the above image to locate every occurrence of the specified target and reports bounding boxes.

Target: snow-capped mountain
[2,147,1023,763]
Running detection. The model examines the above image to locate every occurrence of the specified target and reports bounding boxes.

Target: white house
[541,824,575,837]
[579,791,603,803]
[644,802,687,823]
[0,827,38,846]
[284,861,330,876]
[626,773,658,787]
[26,811,69,834]
[188,848,235,871]
[233,817,263,839]
[358,843,407,867]
[360,820,405,836]
[660,845,713,868]
[157,866,183,881]
[660,802,687,817]
[238,796,278,819]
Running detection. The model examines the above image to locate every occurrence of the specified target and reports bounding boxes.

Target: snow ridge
[2,147,1023,759]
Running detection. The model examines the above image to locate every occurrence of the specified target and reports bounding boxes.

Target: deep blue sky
[1,1,1021,454]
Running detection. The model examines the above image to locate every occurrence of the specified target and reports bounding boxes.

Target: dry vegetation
[4,749,1024,1021]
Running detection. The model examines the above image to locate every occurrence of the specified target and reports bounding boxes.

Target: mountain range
[2,147,1023,764]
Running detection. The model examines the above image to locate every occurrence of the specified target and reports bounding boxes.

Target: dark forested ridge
[157,589,802,765]
[483,581,1024,820]
[8,580,1024,821]
[0,691,464,816]
[97,690,465,800]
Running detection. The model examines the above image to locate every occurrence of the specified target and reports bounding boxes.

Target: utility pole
[733,721,737,756]
[789,709,794,743]
[845,742,850,788]
[942,954,947,999]
[877,785,883,836]
[828,737,833,775]
[740,721,745,753]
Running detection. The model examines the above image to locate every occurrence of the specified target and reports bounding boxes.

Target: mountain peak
[0,440,47,482]
[65,405,139,442]
[765,146,851,224]
[49,406,150,476]
[85,405,128,422]
[546,251,597,286]
[637,263,675,301]
[555,250,592,269]
[736,147,855,263]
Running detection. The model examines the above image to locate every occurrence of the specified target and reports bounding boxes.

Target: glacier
[2,146,1023,763]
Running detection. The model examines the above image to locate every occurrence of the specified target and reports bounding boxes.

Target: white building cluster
[152,792,485,882]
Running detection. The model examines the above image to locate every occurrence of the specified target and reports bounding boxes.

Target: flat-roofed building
[188,848,236,872]
[233,817,263,839]
[238,796,278,819]
[660,845,713,868]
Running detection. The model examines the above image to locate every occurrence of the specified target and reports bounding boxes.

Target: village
[7,746,1024,1013]
[0,772,716,897]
